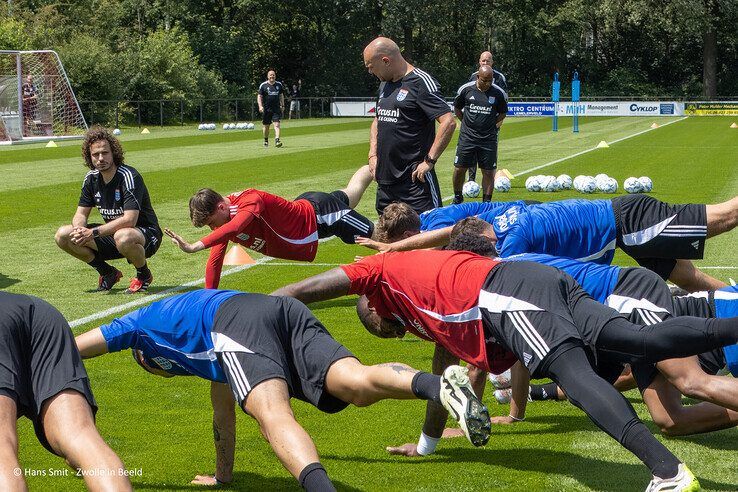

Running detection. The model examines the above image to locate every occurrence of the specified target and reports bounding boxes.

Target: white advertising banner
[331,101,376,117]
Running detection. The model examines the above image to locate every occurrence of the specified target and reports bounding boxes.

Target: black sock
[264,137,268,142]
[298,463,335,492]
[483,194,492,202]
[453,192,463,203]
[136,262,151,280]
[411,372,441,404]
[530,382,559,401]
[621,422,680,479]
[88,253,114,276]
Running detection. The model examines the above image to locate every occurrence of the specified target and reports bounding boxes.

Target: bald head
[479,51,493,68]
[476,65,494,91]
[363,37,408,82]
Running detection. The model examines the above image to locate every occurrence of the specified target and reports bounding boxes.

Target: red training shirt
[201,189,318,288]
[341,250,517,373]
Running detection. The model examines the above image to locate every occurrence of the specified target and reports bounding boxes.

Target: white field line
[442,116,688,201]
[69,237,337,328]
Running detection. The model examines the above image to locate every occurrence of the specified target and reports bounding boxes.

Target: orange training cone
[498,168,514,180]
[731,122,738,128]
[650,122,659,129]
[223,245,255,265]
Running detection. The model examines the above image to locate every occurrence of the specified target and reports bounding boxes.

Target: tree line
[2,0,736,102]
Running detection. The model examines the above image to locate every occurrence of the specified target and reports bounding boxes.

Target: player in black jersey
[55,126,162,293]
[257,70,286,147]
[363,37,456,215]
[453,65,508,203]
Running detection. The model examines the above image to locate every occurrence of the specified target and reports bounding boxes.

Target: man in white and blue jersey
[75,289,487,490]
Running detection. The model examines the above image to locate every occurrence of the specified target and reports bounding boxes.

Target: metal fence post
[137,102,141,127]
[199,101,203,123]
[309,98,312,118]
[235,100,238,121]
[115,101,119,128]
[217,100,221,122]
[180,100,184,126]
[160,100,164,127]
[321,98,324,117]
[250,101,254,121]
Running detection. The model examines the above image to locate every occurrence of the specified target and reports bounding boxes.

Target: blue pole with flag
[552,72,560,132]
[572,71,580,133]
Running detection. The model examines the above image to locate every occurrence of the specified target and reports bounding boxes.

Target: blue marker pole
[552,72,560,132]
[572,71,580,133]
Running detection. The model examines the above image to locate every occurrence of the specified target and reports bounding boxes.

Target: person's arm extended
[356,225,453,253]
[412,112,457,183]
[166,211,257,254]
[368,118,378,178]
[386,344,459,456]
[192,382,236,486]
[271,267,351,304]
[75,328,110,358]
[492,361,530,424]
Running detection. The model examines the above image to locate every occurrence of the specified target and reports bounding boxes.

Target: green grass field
[2,116,737,491]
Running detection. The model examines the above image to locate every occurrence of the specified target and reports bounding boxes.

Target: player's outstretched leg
[42,390,132,491]
[706,195,738,237]
[0,396,25,491]
[670,259,727,292]
[244,379,336,492]
[545,344,698,489]
[341,165,373,209]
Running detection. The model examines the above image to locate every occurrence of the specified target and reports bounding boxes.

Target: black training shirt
[78,165,160,230]
[454,81,508,146]
[374,68,451,185]
[258,81,285,112]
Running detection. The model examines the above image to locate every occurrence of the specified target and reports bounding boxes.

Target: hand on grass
[441,427,465,439]
[191,475,217,486]
[491,415,518,425]
[386,443,423,457]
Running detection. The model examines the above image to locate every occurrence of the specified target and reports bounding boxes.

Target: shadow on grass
[669,429,738,451]
[82,284,181,295]
[310,298,361,310]
[0,272,21,289]
[132,471,363,491]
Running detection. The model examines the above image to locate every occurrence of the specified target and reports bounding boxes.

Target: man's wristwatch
[92,228,100,238]
[425,154,437,165]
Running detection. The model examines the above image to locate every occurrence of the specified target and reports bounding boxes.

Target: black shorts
[479,261,618,378]
[454,142,498,170]
[296,190,374,243]
[672,292,713,318]
[0,293,97,454]
[607,267,674,325]
[211,294,354,413]
[376,165,442,215]
[93,224,163,261]
[262,109,282,125]
[612,194,707,280]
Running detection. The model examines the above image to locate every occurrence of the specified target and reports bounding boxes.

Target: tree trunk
[702,0,718,99]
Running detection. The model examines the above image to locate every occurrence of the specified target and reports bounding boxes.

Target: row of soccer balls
[463,174,654,197]
[197,123,256,131]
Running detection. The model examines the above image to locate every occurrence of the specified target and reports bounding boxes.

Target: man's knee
[55,225,74,247]
[113,228,142,249]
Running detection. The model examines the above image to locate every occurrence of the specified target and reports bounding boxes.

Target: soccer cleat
[488,368,512,389]
[440,365,491,447]
[97,269,122,292]
[126,274,153,294]
[263,140,268,147]
[645,464,700,492]
[452,196,463,205]
[275,139,283,148]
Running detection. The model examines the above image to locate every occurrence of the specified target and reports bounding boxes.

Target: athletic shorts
[262,109,282,125]
[376,165,442,216]
[211,294,354,413]
[612,194,707,280]
[290,100,300,111]
[296,190,374,243]
[92,224,163,261]
[607,267,674,325]
[454,142,498,170]
[0,293,97,454]
[478,261,619,378]
[672,293,713,318]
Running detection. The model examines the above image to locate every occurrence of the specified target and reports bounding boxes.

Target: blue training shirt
[493,199,617,263]
[504,253,621,304]
[715,286,738,376]
[419,201,529,232]
[100,289,242,382]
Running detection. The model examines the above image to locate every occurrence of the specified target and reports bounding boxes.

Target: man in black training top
[363,36,456,215]
[55,126,162,294]
[467,51,508,183]
[453,65,508,204]
[289,79,302,120]
[257,69,286,147]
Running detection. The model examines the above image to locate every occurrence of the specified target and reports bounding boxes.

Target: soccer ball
[234,122,243,130]
[488,368,512,389]
[462,181,481,198]
[197,124,203,131]
[557,174,572,190]
[595,174,611,191]
[541,175,559,192]
[494,176,511,192]
[624,177,643,194]
[525,175,541,192]
[247,122,255,130]
[639,176,653,192]
[580,176,597,194]
[595,173,609,182]
[599,177,618,194]
[112,128,122,135]
[223,124,229,130]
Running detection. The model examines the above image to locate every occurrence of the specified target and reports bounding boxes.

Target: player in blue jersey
[447,220,738,437]
[75,289,488,491]
[361,193,738,292]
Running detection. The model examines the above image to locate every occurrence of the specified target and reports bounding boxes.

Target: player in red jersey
[272,249,738,489]
[165,166,376,288]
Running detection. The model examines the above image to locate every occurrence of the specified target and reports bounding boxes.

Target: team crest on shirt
[396,89,409,101]
[488,96,496,104]
[115,189,121,201]
[151,356,173,370]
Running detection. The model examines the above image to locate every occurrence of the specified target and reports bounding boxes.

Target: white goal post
[0,50,87,145]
